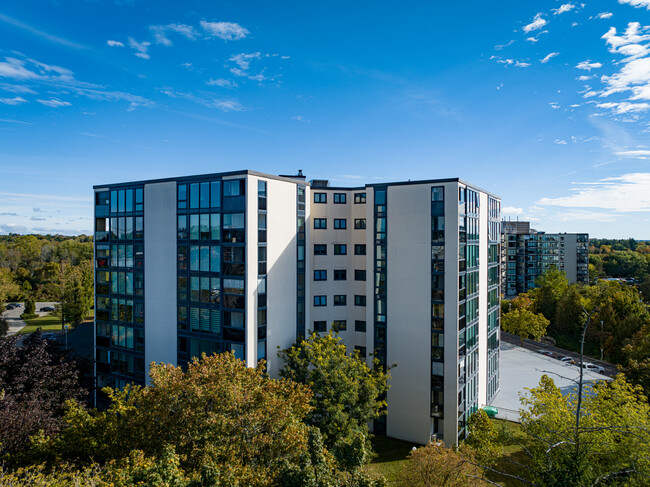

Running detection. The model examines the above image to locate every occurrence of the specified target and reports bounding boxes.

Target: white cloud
[553,3,575,15]
[523,13,547,33]
[495,40,515,50]
[150,24,197,46]
[538,173,650,212]
[616,149,650,158]
[526,37,539,43]
[167,23,197,39]
[0,83,37,94]
[577,75,592,80]
[36,98,71,107]
[207,78,238,88]
[541,52,559,63]
[292,115,310,122]
[0,96,26,105]
[597,12,613,19]
[200,21,249,41]
[555,139,568,144]
[211,100,245,112]
[596,101,650,113]
[550,102,561,109]
[107,40,124,47]
[576,60,603,70]
[618,0,650,9]
[229,52,261,71]
[502,206,523,215]
[128,37,150,59]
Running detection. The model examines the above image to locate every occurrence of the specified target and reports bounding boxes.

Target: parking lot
[2,302,60,335]
[490,341,612,422]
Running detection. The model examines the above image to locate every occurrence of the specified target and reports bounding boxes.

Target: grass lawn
[488,419,532,486]
[18,314,67,334]
[365,435,419,485]
[364,420,530,486]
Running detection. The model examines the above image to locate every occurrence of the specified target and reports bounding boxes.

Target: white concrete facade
[94,171,500,445]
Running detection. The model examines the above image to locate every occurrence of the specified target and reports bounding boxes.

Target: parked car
[536,349,553,357]
[40,306,56,312]
[582,363,605,374]
[560,356,576,364]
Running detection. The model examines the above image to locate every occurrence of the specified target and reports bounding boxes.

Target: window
[314,244,327,255]
[355,346,367,358]
[334,193,346,204]
[314,218,327,229]
[223,179,244,197]
[354,295,366,306]
[354,244,366,255]
[354,219,366,229]
[333,269,347,280]
[314,321,326,332]
[314,193,327,203]
[314,295,327,306]
[354,193,366,204]
[355,270,366,281]
[355,320,366,332]
[332,320,347,331]
[334,244,347,255]
[334,295,347,306]
[334,219,347,229]
[314,270,327,281]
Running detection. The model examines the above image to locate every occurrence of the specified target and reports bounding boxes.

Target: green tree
[552,284,585,341]
[465,410,500,467]
[501,307,550,344]
[531,266,569,322]
[279,331,390,471]
[35,352,317,486]
[0,267,20,304]
[399,441,487,486]
[516,374,650,486]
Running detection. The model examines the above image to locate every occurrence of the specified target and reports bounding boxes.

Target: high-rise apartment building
[501,221,588,297]
[94,171,500,446]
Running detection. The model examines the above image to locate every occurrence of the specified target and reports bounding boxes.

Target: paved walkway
[490,341,611,422]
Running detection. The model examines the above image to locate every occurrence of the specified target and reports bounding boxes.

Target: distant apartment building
[501,221,588,297]
[93,170,501,446]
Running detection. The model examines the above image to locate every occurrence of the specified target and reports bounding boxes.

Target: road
[2,302,60,336]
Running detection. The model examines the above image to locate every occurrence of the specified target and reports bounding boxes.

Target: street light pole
[600,320,604,361]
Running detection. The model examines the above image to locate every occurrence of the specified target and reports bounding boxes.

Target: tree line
[0,234,93,330]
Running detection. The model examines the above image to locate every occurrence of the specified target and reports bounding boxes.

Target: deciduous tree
[279,331,390,471]
[501,308,549,345]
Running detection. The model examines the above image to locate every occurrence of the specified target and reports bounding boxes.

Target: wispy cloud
[0,55,153,110]
[292,115,310,122]
[0,12,87,49]
[0,96,27,105]
[502,206,523,215]
[36,98,71,107]
[541,52,559,63]
[207,78,238,88]
[596,12,613,19]
[128,37,151,59]
[200,21,249,41]
[523,13,547,33]
[553,3,575,15]
[538,173,650,212]
[149,23,197,46]
[616,149,650,158]
[107,40,124,47]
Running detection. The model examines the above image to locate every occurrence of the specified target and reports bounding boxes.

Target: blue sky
[1,1,650,238]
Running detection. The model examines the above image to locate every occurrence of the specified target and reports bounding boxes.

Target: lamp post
[600,320,604,361]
